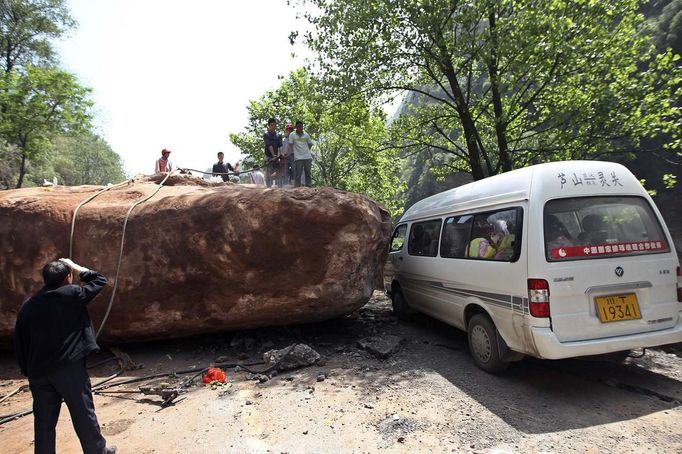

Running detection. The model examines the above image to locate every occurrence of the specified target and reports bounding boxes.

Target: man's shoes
[104,446,117,454]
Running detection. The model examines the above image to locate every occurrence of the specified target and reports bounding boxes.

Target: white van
[385,161,682,372]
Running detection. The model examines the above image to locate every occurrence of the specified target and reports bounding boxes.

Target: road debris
[357,335,403,359]
[263,344,321,371]
[202,367,227,384]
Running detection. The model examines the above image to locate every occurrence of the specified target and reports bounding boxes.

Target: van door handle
[398,256,403,261]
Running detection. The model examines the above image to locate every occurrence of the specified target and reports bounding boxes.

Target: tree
[47,132,125,185]
[230,68,406,213]
[0,137,20,188]
[0,0,75,73]
[303,0,682,181]
[644,0,681,57]
[0,0,125,190]
[0,65,92,187]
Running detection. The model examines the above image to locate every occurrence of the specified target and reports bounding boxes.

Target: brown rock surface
[0,176,391,348]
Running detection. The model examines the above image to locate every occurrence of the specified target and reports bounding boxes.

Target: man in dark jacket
[212,152,239,182]
[14,258,116,454]
[262,118,282,187]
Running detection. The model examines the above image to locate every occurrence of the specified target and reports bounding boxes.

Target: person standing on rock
[212,152,239,182]
[250,168,266,186]
[289,120,314,187]
[14,258,116,454]
[282,122,295,186]
[155,148,174,174]
[263,118,282,187]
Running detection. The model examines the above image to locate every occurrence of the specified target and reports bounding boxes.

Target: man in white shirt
[250,169,266,186]
[288,121,314,187]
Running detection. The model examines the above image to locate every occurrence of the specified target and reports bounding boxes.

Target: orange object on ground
[202,367,227,384]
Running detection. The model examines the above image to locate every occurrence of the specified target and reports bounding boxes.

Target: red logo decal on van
[550,241,668,259]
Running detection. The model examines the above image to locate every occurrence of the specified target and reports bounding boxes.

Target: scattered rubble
[357,335,403,359]
[376,413,424,438]
[263,344,321,371]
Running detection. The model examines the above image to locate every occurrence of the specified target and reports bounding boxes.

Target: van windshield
[544,196,670,261]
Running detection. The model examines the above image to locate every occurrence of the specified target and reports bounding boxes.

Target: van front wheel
[467,314,509,373]
[391,291,412,321]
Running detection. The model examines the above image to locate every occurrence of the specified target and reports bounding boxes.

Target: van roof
[400,161,642,222]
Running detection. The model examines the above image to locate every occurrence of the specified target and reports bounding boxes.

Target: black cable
[179,157,281,178]
[93,360,266,392]
[0,410,32,426]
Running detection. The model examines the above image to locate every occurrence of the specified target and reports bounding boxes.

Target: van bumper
[530,319,682,359]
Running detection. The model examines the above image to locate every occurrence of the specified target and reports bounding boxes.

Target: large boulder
[0,176,391,348]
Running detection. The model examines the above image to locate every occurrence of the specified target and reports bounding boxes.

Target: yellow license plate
[595,293,641,323]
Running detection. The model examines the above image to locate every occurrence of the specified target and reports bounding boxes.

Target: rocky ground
[1,292,681,453]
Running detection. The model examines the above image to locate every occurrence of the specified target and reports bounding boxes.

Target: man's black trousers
[29,359,106,454]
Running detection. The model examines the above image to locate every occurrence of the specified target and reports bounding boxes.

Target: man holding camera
[14,258,116,454]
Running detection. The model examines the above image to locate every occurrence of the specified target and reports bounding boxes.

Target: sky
[55,0,314,176]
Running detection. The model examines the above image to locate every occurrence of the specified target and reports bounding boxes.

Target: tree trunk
[442,66,486,180]
[488,10,513,173]
[435,32,487,180]
[16,152,26,189]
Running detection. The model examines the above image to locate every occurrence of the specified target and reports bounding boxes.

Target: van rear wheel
[467,314,509,373]
[391,291,412,321]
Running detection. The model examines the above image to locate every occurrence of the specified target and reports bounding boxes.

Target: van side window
[440,215,472,258]
[389,224,407,252]
[468,208,520,261]
[408,220,442,257]
[441,208,521,262]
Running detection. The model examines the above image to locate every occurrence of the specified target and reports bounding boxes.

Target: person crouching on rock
[14,258,116,454]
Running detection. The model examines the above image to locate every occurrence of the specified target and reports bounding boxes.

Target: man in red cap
[155,148,174,174]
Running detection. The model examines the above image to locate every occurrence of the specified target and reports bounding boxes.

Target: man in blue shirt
[262,118,282,187]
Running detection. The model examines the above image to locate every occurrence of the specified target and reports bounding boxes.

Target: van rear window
[544,196,670,261]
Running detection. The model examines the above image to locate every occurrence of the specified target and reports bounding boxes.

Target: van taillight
[528,279,550,317]
[677,266,682,303]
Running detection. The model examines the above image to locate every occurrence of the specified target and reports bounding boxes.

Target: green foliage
[49,132,125,185]
[0,138,21,188]
[644,0,682,56]
[230,68,406,214]
[0,0,75,72]
[303,0,682,181]
[0,0,126,190]
[639,178,658,196]
[0,66,93,187]
[0,131,126,188]
[662,172,677,189]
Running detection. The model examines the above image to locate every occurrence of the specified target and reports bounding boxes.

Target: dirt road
[1,292,681,453]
